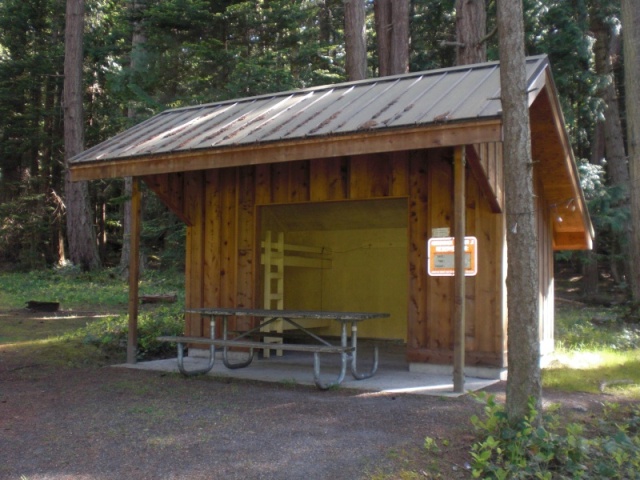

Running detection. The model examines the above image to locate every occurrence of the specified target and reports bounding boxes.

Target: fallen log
[26,301,60,312]
[140,294,177,304]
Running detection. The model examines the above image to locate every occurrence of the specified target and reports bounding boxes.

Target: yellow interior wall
[279,227,408,341]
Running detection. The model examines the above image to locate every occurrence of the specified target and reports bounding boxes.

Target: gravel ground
[0,308,614,480]
[0,357,496,480]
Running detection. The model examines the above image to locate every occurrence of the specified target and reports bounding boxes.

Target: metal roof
[70,55,550,165]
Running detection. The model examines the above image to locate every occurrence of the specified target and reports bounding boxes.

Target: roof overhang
[529,69,594,251]
[69,119,502,181]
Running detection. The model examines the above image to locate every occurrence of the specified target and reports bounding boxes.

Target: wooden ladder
[262,231,285,357]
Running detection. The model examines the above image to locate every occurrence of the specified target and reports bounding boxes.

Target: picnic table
[158,307,390,389]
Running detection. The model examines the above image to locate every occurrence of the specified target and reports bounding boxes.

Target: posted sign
[427,237,478,276]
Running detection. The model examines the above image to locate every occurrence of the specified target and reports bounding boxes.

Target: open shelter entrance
[258,198,409,342]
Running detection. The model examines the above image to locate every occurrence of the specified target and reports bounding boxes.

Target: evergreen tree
[498,0,542,424]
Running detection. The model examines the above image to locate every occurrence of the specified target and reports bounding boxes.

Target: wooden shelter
[69,55,593,377]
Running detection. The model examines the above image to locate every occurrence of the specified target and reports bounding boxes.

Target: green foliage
[555,305,640,351]
[0,268,127,308]
[0,192,54,270]
[423,436,440,453]
[524,0,601,158]
[75,305,184,360]
[470,393,640,479]
[409,0,457,71]
[0,267,185,361]
[0,266,184,309]
[547,305,640,397]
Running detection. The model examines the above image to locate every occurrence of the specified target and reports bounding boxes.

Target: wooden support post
[127,177,142,364]
[453,146,466,393]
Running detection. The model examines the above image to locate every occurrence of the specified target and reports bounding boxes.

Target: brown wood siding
[537,177,555,355]
[184,170,206,337]
[203,169,222,336]
[407,151,430,353]
[144,148,507,365]
[405,149,506,367]
[427,152,454,355]
[236,166,256,331]
[309,157,348,201]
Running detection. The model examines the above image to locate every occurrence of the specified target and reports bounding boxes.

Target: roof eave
[69,119,503,181]
[537,67,594,251]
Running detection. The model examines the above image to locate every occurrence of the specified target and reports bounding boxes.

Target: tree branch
[478,25,498,45]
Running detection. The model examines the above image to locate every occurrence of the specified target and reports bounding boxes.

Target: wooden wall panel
[182,148,509,367]
[184,171,205,337]
[389,151,410,197]
[254,164,272,205]
[219,168,237,309]
[203,169,222,337]
[350,154,391,198]
[464,171,478,352]
[309,157,348,201]
[538,178,555,355]
[235,166,256,331]
[287,160,310,203]
[473,177,505,363]
[427,153,454,352]
[270,162,290,204]
[407,151,430,352]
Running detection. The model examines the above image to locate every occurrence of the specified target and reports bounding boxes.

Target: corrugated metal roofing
[70,55,549,165]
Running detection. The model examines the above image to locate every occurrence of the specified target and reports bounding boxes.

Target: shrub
[75,306,184,360]
[469,393,640,479]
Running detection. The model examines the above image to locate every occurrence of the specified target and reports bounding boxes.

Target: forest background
[0,0,634,302]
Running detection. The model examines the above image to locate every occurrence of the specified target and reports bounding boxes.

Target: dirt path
[1,361,484,479]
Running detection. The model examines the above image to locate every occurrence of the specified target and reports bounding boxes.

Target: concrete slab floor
[116,346,499,397]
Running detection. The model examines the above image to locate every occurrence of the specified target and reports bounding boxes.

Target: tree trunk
[374,0,409,76]
[120,0,148,275]
[582,119,605,297]
[374,0,391,76]
[390,0,410,75]
[343,0,367,81]
[498,0,541,424]
[593,17,629,188]
[621,0,640,300]
[456,0,487,65]
[592,17,629,285]
[64,0,100,270]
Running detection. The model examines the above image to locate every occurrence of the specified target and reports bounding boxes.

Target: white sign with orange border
[427,236,478,276]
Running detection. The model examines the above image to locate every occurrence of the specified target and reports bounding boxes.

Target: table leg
[176,318,216,376]
[350,321,379,380]
[312,321,348,390]
[221,315,255,369]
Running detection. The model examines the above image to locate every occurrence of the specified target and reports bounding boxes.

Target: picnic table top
[185,307,390,322]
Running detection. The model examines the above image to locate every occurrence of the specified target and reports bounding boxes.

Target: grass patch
[544,350,640,396]
[0,266,184,310]
[0,311,112,344]
[543,304,640,398]
[0,267,185,365]
[0,335,119,369]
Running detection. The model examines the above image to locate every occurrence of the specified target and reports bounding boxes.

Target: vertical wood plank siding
[184,171,206,337]
[538,176,555,356]
[144,148,511,366]
[203,169,221,336]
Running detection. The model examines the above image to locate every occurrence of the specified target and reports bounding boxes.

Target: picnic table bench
[158,307,389,390]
